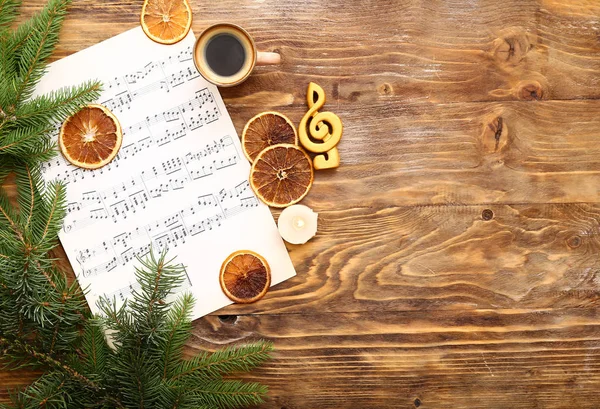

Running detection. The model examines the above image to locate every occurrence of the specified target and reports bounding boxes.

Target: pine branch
[38,180,64,243]
[15,373,67,409]
[18,163,36,229]
[0,167,87,352]
[172,341,273,382]
[0,336,126,409]
[0,189,22,240]
[128,251,185,345]
[0,175,67,255]
[10,0,71,105]
[0,167,65,259]
[0,0,21,31]
[0,335,98,390]
[13,81,102,127]
[3,244,274,408]
[98,251,181,408]
[185,380,269,409]
[0,83,101,164]
[80,319,109,379]
[0,125,54,163]
[161,293,194,380]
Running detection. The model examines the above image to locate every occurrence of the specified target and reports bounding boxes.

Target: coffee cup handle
[256,52,281,66]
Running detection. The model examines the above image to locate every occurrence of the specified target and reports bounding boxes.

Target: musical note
[66,202,81,214]
[298,82,343,169]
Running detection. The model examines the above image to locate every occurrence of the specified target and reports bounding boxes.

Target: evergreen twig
[0,335,98,390]
[0,0,21,30]
[10,0,70,104]
[0,0,102,165]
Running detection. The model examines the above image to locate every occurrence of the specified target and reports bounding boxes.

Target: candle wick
[293,217,305,229]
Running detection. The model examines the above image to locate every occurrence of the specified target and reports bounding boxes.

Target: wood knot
[518,81,544,101]
[218,315,238,324]
[331,82,339,99]
[493,30,532,65]
[349,91,361,102]
[482,209,494,221]
[481,116,508,154]
[566,235,582,249]
[414,398,422,407]
[378,83,393,95]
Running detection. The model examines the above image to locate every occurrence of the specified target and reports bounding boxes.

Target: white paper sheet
[35,27,296,319]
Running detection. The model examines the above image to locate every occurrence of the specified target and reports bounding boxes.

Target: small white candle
[278,205,318,244]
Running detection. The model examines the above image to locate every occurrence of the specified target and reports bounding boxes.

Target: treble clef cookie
[298,82,343,170]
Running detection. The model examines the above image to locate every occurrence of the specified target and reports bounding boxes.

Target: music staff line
[65,136,237,220]
[80,192,222,261]
[77,180,259,278]
[102,46,199,113]
[41,89,223,182]
[107,45,193,90]
[120,88,220,138]
[64,163,248,235]
[72,180,250,250]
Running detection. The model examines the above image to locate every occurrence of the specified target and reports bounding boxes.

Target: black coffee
[205,33,246,77]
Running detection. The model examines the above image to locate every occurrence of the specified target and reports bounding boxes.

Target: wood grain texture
[237,100,600,207]
[2,0,600,407]
[222,203,600,314]
[189,309,600,409]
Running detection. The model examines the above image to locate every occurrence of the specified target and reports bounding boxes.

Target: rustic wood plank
[13,0,600,104]
[231,100,600,207]
[3,309,599,408]
[216,203,600,315]
[161,309,600,408]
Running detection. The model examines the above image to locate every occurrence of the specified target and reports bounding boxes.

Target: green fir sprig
[0,0,101,164]
[0,1,273,408]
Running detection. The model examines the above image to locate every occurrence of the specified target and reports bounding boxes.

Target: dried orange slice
[250,144,314,208]
[219,250,271,304]
[59,104,123,170]
[140,0,192,45]
[242,112,298,162]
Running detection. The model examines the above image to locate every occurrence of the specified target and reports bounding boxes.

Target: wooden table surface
[2,0,600,408]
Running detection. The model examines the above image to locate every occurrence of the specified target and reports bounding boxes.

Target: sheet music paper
[34,27,296,319]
